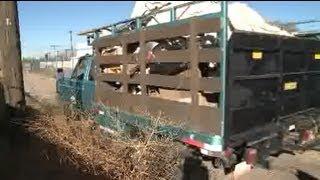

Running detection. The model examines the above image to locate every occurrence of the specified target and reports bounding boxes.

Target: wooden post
[0,1,25,110]
[120,40,128,93]
[189,18,200,123]
[139,30,147,112]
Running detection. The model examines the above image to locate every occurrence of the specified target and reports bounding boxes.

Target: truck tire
[173,148,226,180]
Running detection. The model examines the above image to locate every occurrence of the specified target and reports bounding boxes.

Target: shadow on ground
[0,106,107,180]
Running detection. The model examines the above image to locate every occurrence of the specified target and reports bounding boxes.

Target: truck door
[59,56,89,107]
[81,57,95,109]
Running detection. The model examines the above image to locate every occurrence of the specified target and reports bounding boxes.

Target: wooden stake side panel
[96,88,221,134]
[94,16,222,134]
[96,54,135,64]
[96,48,220,64]
[97,74,220,92]
[93,17,220,49]
[93,31,139,49]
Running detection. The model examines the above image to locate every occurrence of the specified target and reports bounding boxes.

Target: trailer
[57,1,320,174]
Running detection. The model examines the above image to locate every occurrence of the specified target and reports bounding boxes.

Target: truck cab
[57,54,95,109]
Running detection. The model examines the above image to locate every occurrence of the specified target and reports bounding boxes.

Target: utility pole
[0,1,25,110]
[56,50,60,68]
[50,45,60,69]
[69,30,74,68]
[63,49,69,69]
[69,30,73,56]
[45,52,49,68]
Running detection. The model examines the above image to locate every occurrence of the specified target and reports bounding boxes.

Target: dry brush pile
[25,105,185,180]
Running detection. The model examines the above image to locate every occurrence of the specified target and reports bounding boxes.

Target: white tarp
[131,1,293,37]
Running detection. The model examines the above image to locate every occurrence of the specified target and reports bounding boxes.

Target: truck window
[71,58,86,80]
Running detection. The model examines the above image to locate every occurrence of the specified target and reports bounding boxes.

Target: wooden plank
[121,31,139,44]
[198,106,221,134]
[95,54,136,65]
[92,31,139,49]
[121,39,129,93]
[97,89,135,108]
[150,48,220,63]
[145,96,190,122]
[200,78,221,92]
[194,17,220,34]
[96,88,136,112]
[189,18,200,122]
[199,48,221,63]
[98,74,220,92]
[96,88,221,135]
[146,74,190,89]
[128,75,190,88]
[92,35,122,49]
[96,89,190,124]
[93,38,220,64]
[151,49,190,63]
[145,23,190,41]
[139,30,147,96]
[96,55,125,64]
[97,74,122,82]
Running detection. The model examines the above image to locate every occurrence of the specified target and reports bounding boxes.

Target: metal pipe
[170,7,176,22]
[135,18,141,30]
[78,1,211,35]
[112,25,116,36]
[220,1,228,142]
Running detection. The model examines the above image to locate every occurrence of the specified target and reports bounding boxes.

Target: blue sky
[18,1,320,57]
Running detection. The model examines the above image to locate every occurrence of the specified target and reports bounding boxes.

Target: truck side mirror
[56,68,64,80]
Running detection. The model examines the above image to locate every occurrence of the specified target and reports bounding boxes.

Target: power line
[284,19,320,26]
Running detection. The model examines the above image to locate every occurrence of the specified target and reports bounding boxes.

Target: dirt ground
[22,70,320,180]
[23,70,58,105]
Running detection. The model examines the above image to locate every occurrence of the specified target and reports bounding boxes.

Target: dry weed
[25,107,183,180]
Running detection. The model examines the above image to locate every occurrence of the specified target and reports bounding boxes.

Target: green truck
[57,1,320,173]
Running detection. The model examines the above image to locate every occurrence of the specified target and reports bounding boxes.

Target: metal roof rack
[78,1,220,36]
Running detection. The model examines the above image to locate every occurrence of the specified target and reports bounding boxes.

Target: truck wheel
[203,160,226,180]
[173,148,207,180]
[173,148,226,180]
